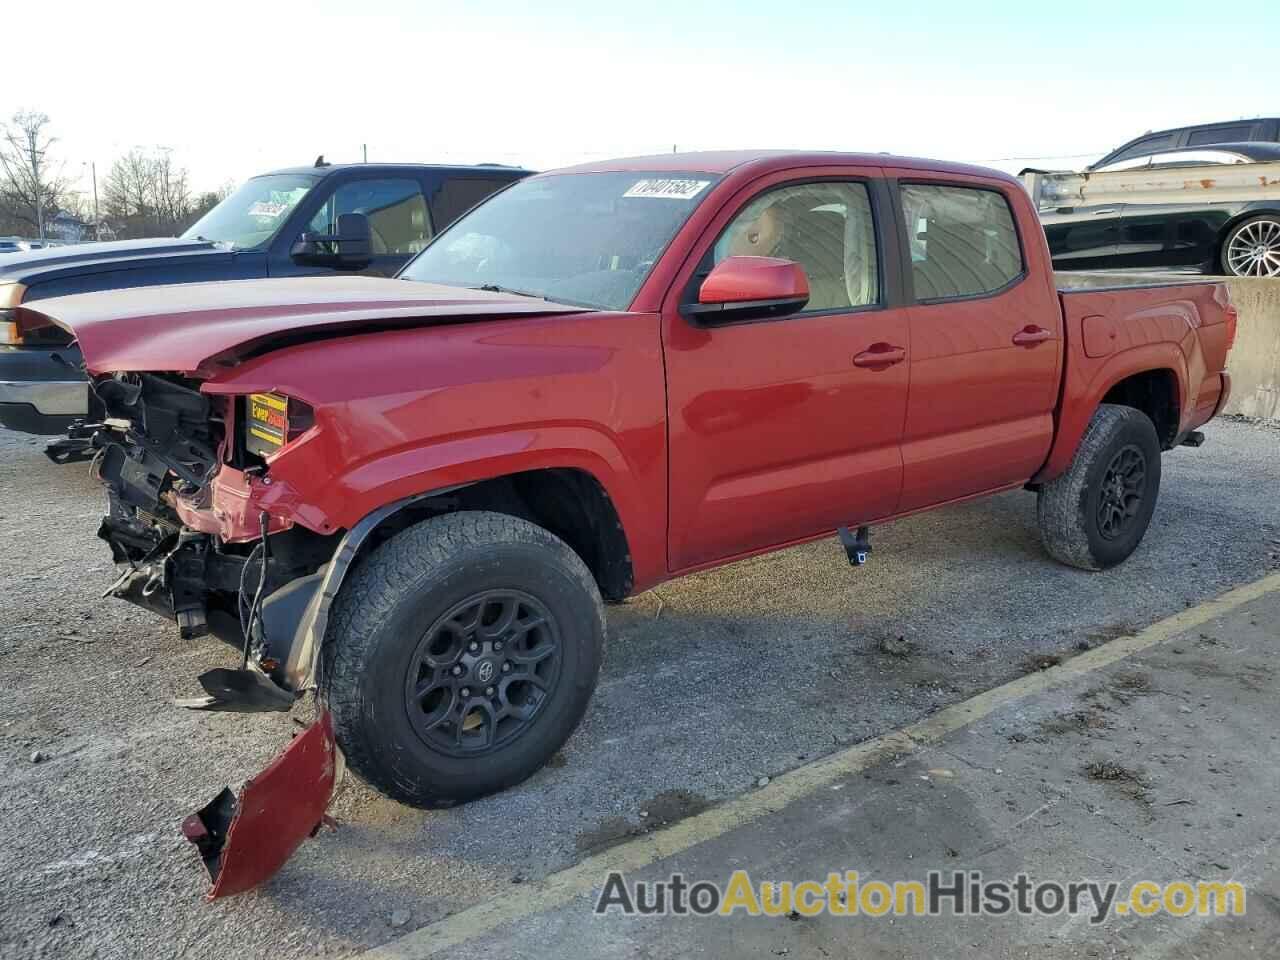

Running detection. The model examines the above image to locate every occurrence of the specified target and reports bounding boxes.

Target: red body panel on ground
[181,713,336,899]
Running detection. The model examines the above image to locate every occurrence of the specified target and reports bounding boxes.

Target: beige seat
[772,201,850,311]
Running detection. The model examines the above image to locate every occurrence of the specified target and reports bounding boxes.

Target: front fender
[254,430,665,693]
[254,420,664,580]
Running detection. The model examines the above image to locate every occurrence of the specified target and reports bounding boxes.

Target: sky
[5,0,1279,199]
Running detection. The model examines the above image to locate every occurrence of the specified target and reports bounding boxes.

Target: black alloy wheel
[405,590,562,756]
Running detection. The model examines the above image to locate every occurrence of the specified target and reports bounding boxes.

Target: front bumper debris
[182,711,338,898]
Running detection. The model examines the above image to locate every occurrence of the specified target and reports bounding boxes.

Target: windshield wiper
[469,283,547,301]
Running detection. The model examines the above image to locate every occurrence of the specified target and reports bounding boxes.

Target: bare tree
[0,111,71,240]
[102,147,204,238]
[152,149,193,231]
[102,148,155,230]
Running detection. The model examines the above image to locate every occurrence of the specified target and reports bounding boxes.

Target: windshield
[181,173,318,250]
[400,171,720,310]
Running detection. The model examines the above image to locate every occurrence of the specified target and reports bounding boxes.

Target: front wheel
[1037,404,1162,571]
[322,511,605,808]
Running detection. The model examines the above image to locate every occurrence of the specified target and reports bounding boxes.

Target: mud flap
[181,711,338,899]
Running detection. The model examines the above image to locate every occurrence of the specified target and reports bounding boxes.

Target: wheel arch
[1099,367,1181,448]
[1035,346,1189,484]
[359,467,636,602]
[266,466,635,695]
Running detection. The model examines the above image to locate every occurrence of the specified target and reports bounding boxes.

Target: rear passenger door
[888,174,1063,512]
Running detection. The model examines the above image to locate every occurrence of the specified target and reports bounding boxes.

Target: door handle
[1092,208,1121,215]
[852,344,906,368]
[1012,325,1054,346]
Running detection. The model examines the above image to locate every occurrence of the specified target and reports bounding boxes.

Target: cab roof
[555,150,1016,184]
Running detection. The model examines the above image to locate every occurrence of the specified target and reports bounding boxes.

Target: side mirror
[290,212,372,269]
[682,256,809,324]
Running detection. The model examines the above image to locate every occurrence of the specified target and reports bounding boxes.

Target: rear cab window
[898,183,1024,301]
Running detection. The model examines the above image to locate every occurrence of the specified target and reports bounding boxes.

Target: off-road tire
[1037,404,1162,571]
[322,511,605,808]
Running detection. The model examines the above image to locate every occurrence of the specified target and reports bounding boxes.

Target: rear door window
[431,177,515,231]
[898,184,1023,301]
[1187,123,1256,146]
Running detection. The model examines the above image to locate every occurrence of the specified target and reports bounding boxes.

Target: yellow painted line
[355,571,1280,960]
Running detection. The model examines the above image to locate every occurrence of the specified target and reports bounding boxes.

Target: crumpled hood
[24,275,590,375]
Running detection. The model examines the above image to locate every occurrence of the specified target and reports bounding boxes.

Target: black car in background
[1088,117,1280,170]
[0,161,531,436]
[1040,142,1280,278]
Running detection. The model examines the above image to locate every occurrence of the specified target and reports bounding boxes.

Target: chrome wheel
[1225,218,1280,277]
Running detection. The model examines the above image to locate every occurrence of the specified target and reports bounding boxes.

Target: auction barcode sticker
[623,179,711,200]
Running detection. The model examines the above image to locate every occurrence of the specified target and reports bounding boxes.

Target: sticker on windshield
[623,179,711,200]
[247,201,288,219]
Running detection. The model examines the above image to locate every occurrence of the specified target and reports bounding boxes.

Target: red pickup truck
[23,151,1235,893]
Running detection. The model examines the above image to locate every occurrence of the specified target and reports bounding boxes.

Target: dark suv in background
[0,161,531,436]
[1089,117,1280,170]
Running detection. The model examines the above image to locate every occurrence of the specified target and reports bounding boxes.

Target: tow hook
[44,419,100,465]
[837,525,873,566]
[181,711,338,898]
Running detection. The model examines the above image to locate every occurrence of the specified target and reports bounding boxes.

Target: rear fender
[1035,342,1190,484]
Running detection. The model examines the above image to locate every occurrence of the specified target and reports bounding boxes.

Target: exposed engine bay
[91,373,335,688]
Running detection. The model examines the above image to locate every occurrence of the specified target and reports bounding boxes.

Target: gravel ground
[1,419,1277,959]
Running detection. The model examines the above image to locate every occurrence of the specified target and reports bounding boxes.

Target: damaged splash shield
[181,711,338,898]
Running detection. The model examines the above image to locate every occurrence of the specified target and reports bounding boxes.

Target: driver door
[662,171,910,571]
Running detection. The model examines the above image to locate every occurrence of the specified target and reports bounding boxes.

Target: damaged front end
[89,371,341,896]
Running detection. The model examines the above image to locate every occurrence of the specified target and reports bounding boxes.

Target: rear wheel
[1037,404,1162,571]
[322,511,605,808]
[1221,215,1280,277]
